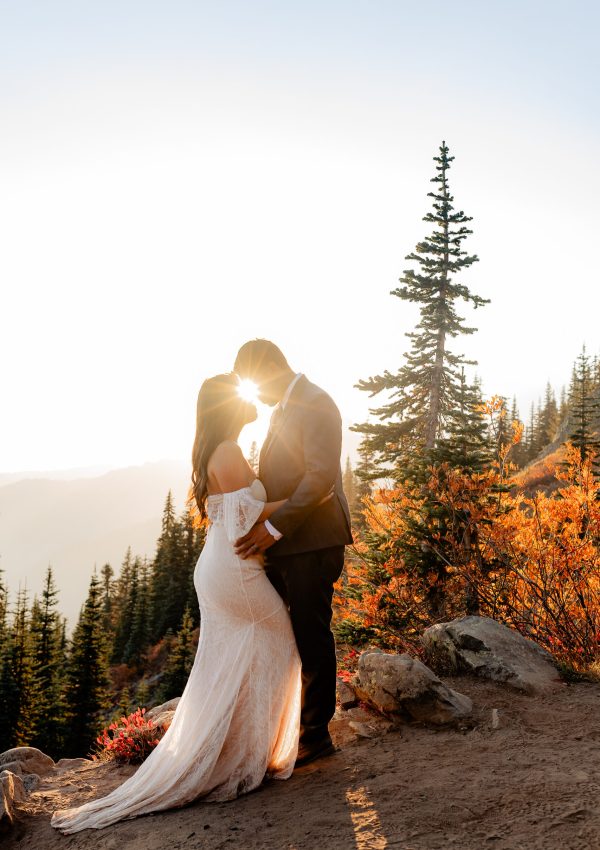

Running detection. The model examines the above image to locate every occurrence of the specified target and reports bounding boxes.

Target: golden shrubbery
[336,443,600,672]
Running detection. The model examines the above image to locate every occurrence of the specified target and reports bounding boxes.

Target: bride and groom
[51,338,353,833]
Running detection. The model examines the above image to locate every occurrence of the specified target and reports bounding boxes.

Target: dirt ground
[5,676,600,850]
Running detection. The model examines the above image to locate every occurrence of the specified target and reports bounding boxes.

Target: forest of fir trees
[2,141,600,763]
[0,493,205,760]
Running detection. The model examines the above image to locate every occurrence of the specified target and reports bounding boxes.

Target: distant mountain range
[0,460,192,631]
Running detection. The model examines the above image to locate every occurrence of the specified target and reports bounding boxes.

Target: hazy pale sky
[1,1,599,472]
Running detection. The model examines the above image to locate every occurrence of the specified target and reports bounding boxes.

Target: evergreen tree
[352,439,379,530]
[566,345,600,471]
[436,369,489,471]
[149,495,204,642]
[509,396,527,468]
[247,441,259,473]
[0,634,19,752]
[64,573,111,757]
[124,557,151,667]
[0,587,34,749]
[29,567,68,758]
[353,141,489,482]
[592,354,600,390]
[111,686,132,723]
[100,562,115,633]
[110,548,135,664]
[342,456,358,521]
[538,382,559,447]
[149,491,180,642]
[181,510,205,629]
[157,607,197,702]
[559,385,569,425]
[524,401,534,462]
[134,679,150,710]
[0,566,8,645]
[493,395,512,454]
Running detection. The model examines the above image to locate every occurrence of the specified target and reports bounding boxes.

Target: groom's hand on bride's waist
[235,523,277,559]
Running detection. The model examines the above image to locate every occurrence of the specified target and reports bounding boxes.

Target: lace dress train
[51,480,301,833]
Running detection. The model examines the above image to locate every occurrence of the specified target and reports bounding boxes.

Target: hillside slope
[0,460,191,628]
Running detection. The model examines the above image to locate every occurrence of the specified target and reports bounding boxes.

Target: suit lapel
[261,375,307,463]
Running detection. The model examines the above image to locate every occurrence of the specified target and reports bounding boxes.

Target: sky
[1,0,599,473]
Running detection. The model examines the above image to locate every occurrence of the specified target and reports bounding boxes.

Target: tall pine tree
[0,587,34,749]
[64,573,110,757]
[29,567,68,758]
[353,141,489,482]
[566,345,600,471]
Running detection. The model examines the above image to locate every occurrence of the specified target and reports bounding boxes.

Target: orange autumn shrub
[336,442,600,671]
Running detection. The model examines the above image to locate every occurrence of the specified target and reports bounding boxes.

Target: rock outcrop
[0,747,55,777]
[0,770,26,831]
[146,696,181,730]
[356,651,472,725]
[336,679,359,710]
[422,615,562,694]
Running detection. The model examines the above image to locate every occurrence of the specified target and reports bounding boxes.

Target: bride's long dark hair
[189,373,252,521]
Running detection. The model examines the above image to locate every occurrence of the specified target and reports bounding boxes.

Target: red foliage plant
[93,708,166,764]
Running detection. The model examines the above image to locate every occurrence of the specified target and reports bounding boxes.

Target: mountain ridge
[0,460,192,630]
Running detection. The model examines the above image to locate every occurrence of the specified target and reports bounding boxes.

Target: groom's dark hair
[234,339,290,376]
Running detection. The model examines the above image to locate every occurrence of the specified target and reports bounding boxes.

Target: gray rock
[356,651,472,725]
[337,680,359,710]
[422,616,562,694]
[22,773,40,793]
[148,709,177,729]
[0,747,55,776]
[0,762,23,776]
[0,770,26,830]
[345,706,374,722]
[146,697,181,722]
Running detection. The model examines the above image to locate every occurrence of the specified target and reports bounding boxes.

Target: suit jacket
[259,375,353,557]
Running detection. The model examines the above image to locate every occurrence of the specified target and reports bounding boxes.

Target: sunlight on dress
[51,479,301,833]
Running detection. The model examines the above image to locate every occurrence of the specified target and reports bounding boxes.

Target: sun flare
[238,379,259,403]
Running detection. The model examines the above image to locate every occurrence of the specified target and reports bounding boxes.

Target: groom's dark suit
[260,374,353,746]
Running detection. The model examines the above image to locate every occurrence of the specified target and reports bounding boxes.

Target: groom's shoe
[294,737,337,769]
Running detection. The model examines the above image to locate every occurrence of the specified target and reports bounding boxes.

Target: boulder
[337,680,359,710]
[146,697,181,723]
[148,710,177,730]
[0,770,26,831]
[0,747,55,777]
[356,651,472,725]
[0,762,23,776]
[422,616,562,694]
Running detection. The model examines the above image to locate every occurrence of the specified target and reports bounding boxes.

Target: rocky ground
[4,675,600,850]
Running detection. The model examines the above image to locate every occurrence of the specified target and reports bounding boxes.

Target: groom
[234,339,353,767]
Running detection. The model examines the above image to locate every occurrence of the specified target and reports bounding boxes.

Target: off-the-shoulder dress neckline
[207,479,265,500]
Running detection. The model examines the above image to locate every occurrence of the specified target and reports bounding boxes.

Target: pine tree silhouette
[353,141,489,482]
[64,573,110,757]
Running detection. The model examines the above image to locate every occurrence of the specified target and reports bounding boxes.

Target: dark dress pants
[265,545,345,746]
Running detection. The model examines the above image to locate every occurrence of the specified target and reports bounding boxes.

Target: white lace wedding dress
[51,479,301,833]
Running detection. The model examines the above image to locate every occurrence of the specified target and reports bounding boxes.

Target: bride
[51,372,310,833]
